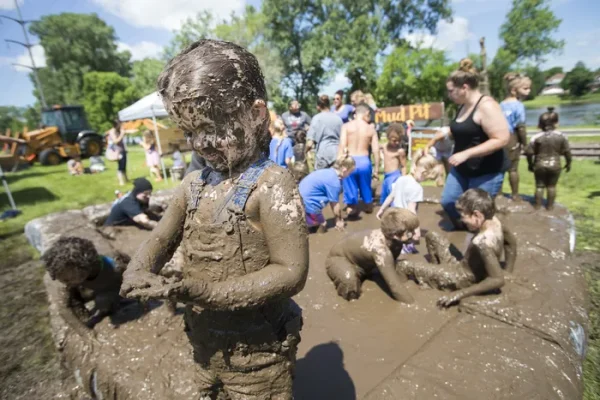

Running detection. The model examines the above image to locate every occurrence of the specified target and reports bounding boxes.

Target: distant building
[540,73,565,96]
[590,74,600,92]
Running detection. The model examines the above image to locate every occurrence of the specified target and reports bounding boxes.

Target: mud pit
[28,187,588,399]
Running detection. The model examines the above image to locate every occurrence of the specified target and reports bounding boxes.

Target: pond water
[525,103,600,127]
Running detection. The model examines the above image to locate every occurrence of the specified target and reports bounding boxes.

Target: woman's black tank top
[450,96,505,177]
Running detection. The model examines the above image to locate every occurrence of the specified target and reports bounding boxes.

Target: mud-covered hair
[456,188,495,219]
[538,107,559,132]
[317,94,331,110]
[380,208,420,239]
[42,236,98,281]
[386,123,405,140]
[448,58,479,89]
[157,39,270,154]
[333,148,356,171]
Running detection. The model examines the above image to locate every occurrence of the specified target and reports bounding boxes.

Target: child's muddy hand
[437,292,462,308]
[335,220,346,231]
[173,279,211,304]
[127,278,183,301]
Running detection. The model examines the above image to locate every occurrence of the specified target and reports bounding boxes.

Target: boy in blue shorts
[299,151,355,233]
[380,123,407,204]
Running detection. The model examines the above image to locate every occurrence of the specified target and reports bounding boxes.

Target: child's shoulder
[258,164,297,190]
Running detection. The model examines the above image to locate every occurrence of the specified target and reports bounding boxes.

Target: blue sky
[0,0,597,107]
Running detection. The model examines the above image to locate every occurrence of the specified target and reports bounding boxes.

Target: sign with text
[375,102,444,124]
[409,129,437,160]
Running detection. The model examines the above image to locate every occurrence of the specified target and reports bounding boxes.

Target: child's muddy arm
[503,225,517,273]
[563,139,572,172]
[439,243,504,307]
[121,184,186,298]
[377,250,414,304]
[57,286,95,339]
[516,124,527,147]
[181,174,309,311]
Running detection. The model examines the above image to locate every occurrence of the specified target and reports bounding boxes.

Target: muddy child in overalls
[120,40,309,400]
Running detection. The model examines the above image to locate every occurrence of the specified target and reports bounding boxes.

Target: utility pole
[0,0,47,108]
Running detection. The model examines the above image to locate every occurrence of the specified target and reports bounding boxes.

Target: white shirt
[391,175,423,209]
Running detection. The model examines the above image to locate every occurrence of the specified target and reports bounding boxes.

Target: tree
[82,72,140,132]
[523,65,545,99]
[162,11,213,61]
[544,66,563,79]
[488,48,518,100]
[499,0,564,65]
[29,13,132,105]
[0,107,25,133]
[132,58,165,96]
[375,45,455,107]
[263,0,453,106]
[562,62,593,97]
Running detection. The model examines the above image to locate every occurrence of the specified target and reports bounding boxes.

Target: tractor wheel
[39,149,62,166]
[79,135,103,157]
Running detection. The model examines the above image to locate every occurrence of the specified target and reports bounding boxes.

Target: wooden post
[479,37,490,96]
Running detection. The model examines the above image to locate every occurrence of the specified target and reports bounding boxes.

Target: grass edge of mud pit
[581,251,600,400]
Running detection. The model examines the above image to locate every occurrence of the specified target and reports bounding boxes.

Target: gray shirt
[281,111,311,140]
[307,112,342,170]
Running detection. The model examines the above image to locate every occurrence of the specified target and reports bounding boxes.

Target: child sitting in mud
[120,39,308,400]
[396,188,517,308]
[326,208,418,303]
[379,123,407,204]
[299,150,355,233]
[526,107,572,211]
[377,149,444,253]
[42,236,129,339]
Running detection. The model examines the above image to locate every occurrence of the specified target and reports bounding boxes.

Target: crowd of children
[41,39,576,400]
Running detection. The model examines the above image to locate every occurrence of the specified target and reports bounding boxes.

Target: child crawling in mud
[42,236,129,339]
[120,40,309,400]
[526,107,572,211]
[397,188,517,307]
[326,208,419,303]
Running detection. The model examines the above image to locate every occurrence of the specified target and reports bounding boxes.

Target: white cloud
[0,0,23,10]
[91,0,244,31]
[320,71,351,97]
[5,46,47,72]
[405,17,473,51]
[117,41,162,61]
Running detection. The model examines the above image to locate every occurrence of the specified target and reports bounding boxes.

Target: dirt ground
[1,196,597,399]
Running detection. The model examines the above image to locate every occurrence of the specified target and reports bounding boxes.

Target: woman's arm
[425,127,451,153]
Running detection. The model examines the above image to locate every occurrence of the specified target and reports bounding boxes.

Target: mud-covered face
[53,265,89,286]
[459,210,485,232]
[180,101,269,172]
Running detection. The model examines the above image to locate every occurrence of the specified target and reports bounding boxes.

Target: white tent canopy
[118,91,168,122]
[117,91,169,179]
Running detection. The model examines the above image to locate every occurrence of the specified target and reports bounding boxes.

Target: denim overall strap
[188,166,213,213]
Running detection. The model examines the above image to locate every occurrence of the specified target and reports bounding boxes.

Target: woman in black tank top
[440,58,510,229]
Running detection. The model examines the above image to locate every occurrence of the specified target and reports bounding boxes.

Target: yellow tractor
[22,105,104,166]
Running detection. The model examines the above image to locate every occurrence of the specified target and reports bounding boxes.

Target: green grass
[523,92,600,109]
[1,147,181,238]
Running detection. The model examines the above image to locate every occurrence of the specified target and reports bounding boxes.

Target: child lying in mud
[120,39,309,400]
[396,188,517,307]
[42,236,129,339]
[326,208,419,303]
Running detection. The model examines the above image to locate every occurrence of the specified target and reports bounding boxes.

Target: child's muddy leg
[326,256,363,300]
[533,171,545,210]
[425,231,457,265]
[547,185,557,211]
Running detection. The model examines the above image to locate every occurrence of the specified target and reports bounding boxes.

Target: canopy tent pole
[151,110,168,181]
[0,164,17,210]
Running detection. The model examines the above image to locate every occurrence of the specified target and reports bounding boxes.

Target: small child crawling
[396,188,517,307]
[42,236,129,339]
[326,208,419,303]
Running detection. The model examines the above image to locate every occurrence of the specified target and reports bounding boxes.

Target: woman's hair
[42,236,98,281]
[317,94,331,110]
[386,123,405,140]
[538,107,559,132]
[333,148,356,171]
[380,208,420,240]
[157,39,270,154]
[350,90,366,104]
[456,188,496,219]
[335,90,344,98]
[447,58,479,89]
[112,118,121,129]
[412,150,445,186]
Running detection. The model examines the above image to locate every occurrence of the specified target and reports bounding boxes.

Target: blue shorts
[343,155,373,205]
[380,170,401,204]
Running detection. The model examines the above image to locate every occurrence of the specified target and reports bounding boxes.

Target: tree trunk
[479,37,490,96]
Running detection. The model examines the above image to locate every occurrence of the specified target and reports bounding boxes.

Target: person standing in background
[306,95,343,170]
[107,119,128,186]
[331,90,355,123]
[282,100,311,144]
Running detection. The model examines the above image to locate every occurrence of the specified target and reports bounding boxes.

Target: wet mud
[34,188,587,399]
